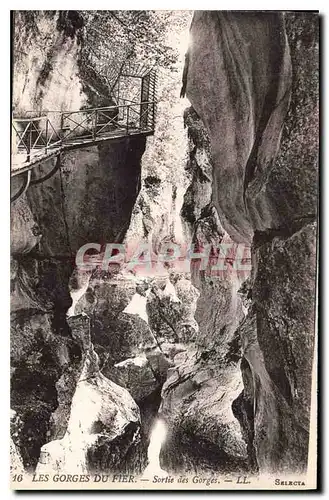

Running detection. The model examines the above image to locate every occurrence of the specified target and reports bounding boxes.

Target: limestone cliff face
[184,11,318,473]
[159,107,251,473]
[13,11,116,115]
[11,11,146,471]
[13,11,86,115]
[12,139,145,258]
[186,11,293,243]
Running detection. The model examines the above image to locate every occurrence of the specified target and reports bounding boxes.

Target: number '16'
[12,474,23,482]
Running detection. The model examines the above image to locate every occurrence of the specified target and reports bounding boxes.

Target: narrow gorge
[10,10,318,486]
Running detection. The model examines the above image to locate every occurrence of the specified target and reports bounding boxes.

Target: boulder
[160,347,250,473]
[36,346,141,474]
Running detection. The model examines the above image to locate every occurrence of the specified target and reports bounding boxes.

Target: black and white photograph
[9,8,319,491]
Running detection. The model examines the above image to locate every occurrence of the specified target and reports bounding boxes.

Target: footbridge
[11,65,157,202]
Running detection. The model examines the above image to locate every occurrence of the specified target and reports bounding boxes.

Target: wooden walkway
[11,61,158,202]
[11,101,156,202]
[12,101,156,176]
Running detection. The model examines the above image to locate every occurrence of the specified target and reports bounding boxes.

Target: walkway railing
[12,100,156,171]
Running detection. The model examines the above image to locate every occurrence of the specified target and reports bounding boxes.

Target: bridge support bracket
[11,170,31,203]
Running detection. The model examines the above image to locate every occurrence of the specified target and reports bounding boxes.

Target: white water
[67,272,91,317]
[123,290,151,323]
[142,418,168,478]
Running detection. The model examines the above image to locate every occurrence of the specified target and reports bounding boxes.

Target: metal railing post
[60,113,65,143]
[153,102,155,129]
[45,118,49,153]
[93,110,98,140]
[27,122,32,162]
[126,105,130,135]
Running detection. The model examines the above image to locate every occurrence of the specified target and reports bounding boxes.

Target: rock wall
[159,107,251,473]
[12,11,117,115]
[13,11,87,115]
[14,138,145,257]
[11,10,147,471]
[184,11,318,474]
